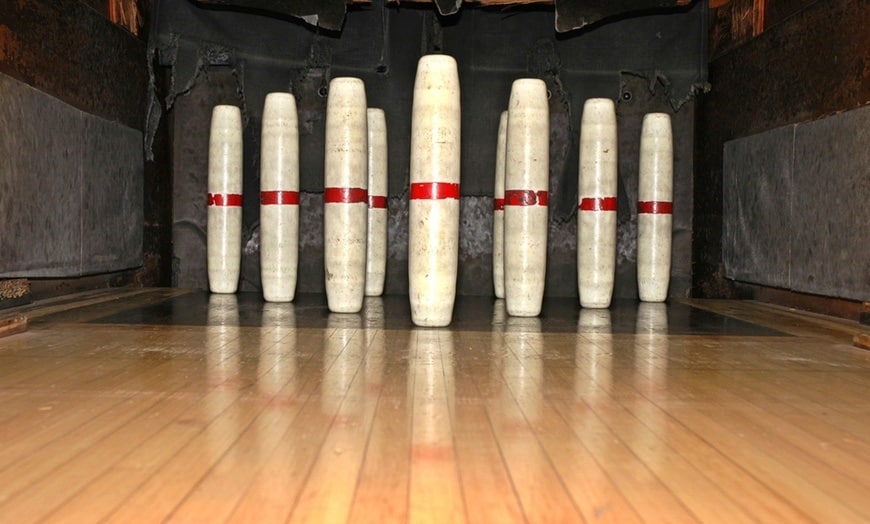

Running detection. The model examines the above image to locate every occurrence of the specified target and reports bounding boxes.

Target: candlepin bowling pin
[577,98,618,309]
[365,108,388,297]
[324,77,368,314]
[260,92,299,302]
[493,110,508,299]
[408,54,461,327]
[637,113,673,302]
[207,105,243,294]
[504,79,549,317]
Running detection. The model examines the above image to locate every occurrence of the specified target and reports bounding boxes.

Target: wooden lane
[284,324,374,523]
[97,326,343,523]
[548,335,827,522]
[449,332,526,523]
[483,325,590,523]
[42,327,327,522]
[559,332,869,522]
[0,291,868,522]
[459,330,642,524]
[0,353,198,477]
[502,330,698,522]
[685,299,861,344]
[406,329,467,524]
[347,329,413,523]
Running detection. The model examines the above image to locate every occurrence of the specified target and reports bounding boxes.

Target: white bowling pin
[365,108,388,297]
[408,55,461,327]
[493,110,508,299]
[504,79,549,317]
[637,113,673,302]
[324,77,368,314]
[260,92,300,302]
[207,105,243,294]
[577,98,618,309]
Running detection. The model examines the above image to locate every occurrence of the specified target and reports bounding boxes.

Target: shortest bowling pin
[324,77,368,314]
[577,98,618,309]
[493,110,508,299]
[504,79,549,317]
[260,92,300,302]
[637,113,673,302]
[365,108,388,297]
[207,105,243,294]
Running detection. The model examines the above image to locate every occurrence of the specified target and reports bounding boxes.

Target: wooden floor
[0,289,868,523]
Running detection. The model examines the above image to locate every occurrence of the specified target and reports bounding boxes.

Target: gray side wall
[0,73,143,277]
[723,104,869,301]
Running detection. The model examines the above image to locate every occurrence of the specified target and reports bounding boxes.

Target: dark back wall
[155,1,707,297]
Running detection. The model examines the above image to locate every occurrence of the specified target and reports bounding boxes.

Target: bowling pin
[577,98,618,309]
[365,108,388,297]
[637,113,673,302]
[493,110,508,299]
[207,105,243,294]
[408,54,461,327]
[504,79,549,317]
[324,77,368,314]
[260,92,299,302]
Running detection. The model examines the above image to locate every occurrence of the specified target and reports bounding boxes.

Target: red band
[324,187,368,204]
[637,201,673,214]
[579,197,617,212]
[493,198,505,211]
[207,193,243,207]
[410,182,460,200]
[368,195,388,209]
[260,190,299,205]
[505,190,548,206]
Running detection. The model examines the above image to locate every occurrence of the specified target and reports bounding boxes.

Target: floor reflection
[92,292,788,336]
[576,309,613,403]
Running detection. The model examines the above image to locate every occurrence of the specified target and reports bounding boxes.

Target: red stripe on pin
[493,198,505,211]
[260,190,299,205]
[369,195,388,209]
[637,201,673,214]
[505,190,548,206]
[410,182,460,200]
[207,193,243,207]
[579,197,617,212]
[324,187,368,204]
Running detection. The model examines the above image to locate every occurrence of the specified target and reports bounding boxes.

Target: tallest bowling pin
[408,55,461,327]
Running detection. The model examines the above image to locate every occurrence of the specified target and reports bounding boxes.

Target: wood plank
[488,330,599,523]
[407,330,467,524]
[0,315,27,338]
[225,328,362,522]
[283,328,372,523]
[347,331,413,523]
[480,334,642,523]
[513,335,697,522]
[451,333,526,523]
